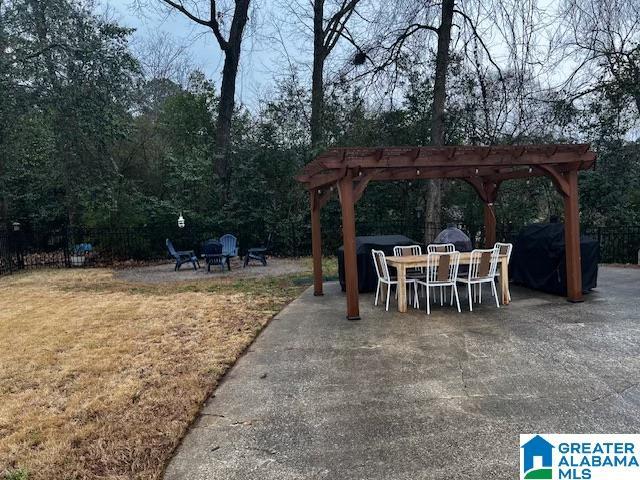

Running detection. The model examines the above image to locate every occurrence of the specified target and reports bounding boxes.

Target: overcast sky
[106,0,303,109]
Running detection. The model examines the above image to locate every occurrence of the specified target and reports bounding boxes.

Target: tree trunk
[213,0,249,180]
[311,0,326,148]
[215,49,240,179]
[424,0,454,243]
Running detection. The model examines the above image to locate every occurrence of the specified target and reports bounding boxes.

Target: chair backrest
[425,251,460,284]
[468,247,500,280]
[427,243,455,253]
[166,239,177,257]
[264,233,273,249]
[219,234,238,255]
[495,242,513,262]
[371,249,391,282]
[393,245,422,257]
[202,239,222,255]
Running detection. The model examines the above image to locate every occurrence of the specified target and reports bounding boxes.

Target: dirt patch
[114,257,311,284]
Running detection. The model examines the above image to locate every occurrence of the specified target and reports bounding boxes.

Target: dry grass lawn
[0,259,336,480]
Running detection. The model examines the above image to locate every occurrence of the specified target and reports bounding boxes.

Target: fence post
[10,226,24,271]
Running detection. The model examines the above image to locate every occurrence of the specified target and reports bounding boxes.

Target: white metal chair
[427,243,455,253]
[457,246,500,311]
[393,244,422,258]
[494,242,513,301]
[371,249,419,311]
[426,243,456,302]
[414,251,461,314]
[393,245,424,281]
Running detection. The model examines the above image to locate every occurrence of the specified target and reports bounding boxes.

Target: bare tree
[422,0,454,240]
[135,33,195,87]
[555,0,640,117]
[333,0,508,240]
[147,0,251,178]
[310,0,362,147]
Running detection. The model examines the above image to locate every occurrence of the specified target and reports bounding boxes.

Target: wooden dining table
[385,253,510,313]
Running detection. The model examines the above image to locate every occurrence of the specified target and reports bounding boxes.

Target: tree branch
[159,0,229,50]
[323,0,360,53]
[209,0,229,50]
[453,8,504,83]
[159,0,212,27]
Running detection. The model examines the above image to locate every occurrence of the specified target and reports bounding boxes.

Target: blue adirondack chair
[166,239,200,271]
[219,234,238,271]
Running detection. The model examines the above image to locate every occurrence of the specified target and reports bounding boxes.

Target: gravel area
[114,257,311,284]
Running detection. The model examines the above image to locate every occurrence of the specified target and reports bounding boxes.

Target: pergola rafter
[296,144,596,320]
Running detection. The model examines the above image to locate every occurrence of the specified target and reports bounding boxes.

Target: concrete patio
[164,266,640,480]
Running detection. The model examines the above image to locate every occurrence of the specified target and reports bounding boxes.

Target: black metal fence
[1,223,639,277]
[583,225,640,263]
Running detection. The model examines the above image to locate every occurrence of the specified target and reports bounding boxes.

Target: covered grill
[433,225,473,252]
[338,235,418,293]
[510,223,599,296]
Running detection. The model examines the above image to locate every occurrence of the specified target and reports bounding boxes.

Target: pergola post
[563,170,583,302]
[338,173,360,320]
[310,191,323,296]
[483,203,496,247]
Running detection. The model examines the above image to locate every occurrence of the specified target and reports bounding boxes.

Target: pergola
[296,144,596,320]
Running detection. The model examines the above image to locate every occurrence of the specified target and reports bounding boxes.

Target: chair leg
[468,283,473,312]
[413,283,419,309]
[440,286,444,306]
[492,280,500,308]
[386,285,391,311]
[453,286,461,313]
[375,281,380,306]
[450,286,454,306]
[479,283,482,304]
[426,284,431,315]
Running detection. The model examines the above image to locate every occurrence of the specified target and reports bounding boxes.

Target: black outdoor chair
[166,239,199,271]
[243,234,272,267]
[201,238,227,272]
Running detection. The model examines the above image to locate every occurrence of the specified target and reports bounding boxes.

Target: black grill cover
[510,223,599,296]
[337,235,418,293]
